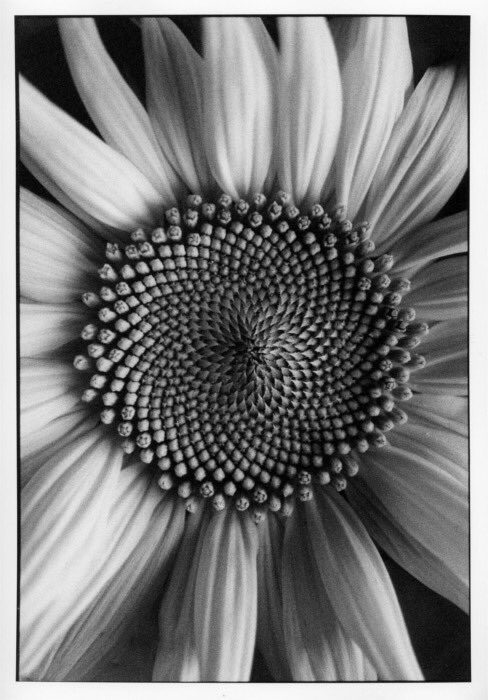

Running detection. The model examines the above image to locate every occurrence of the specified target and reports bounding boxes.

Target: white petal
[20,76,167,230]
[21,302,85,357]
[360,431,468,582]
[277,18,342,206]
[20,149,116,236]
[364,66,467,248]
[306,488,422,679]
[20,358,85,464]
[152,505,209,681]
[347,478,468,612]
[20,437,185,680]
[411,319,467,395]
[142,18,211,194]
[283,506,377,680]
[406,391,467,437]
[20,188,100,303]
[407,255,467,321]
[202,18,277,198]
[391,211,467,272]
[331,18,413,220]
[193,508,258,680]
[58,18,181,200]
[256,515,292,681]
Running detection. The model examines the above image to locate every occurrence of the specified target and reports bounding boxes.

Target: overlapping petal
[256,515,292,681]
[391,211,467,272]
[305,489,422,679]
[202,18,277,199]
[359,427,468,585]
[152,504,209,681]
[410,319,467,395]
[58,18,181,200]
[20,434,185,679]
[193,508,258,681]
[407,255,467,321]
[20,76,167,230]
[277,17,342,205]
[347,478,468,612]
[20,188,100,303]
[331,17,413,220]
[283,506,377,680]
[20,302,86,358]
[142,18,211,194]
[364,65,467,248]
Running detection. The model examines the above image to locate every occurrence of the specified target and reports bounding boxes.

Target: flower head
[19,16,467,681]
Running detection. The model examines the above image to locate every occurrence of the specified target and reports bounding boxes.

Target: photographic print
[17,14,469,683]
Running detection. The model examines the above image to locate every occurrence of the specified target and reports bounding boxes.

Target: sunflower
[19,16,468,682]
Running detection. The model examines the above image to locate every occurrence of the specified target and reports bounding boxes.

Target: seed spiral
[74,192,428,520]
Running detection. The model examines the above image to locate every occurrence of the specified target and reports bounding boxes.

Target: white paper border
[1,2,487,699]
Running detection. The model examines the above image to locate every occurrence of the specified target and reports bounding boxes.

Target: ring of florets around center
[74,192,427,521]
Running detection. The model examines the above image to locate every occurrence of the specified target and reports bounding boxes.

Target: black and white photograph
[1,3,486,695]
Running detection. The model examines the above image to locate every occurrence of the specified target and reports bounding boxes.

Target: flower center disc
[75,192,427,520]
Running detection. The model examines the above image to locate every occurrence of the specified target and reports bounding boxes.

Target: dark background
[16,16,469,682]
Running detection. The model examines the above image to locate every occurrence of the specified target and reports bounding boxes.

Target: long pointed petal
[256,515,292,681]
[347,478,468,613]
[21,358,84,464]
[202,18,277,199]
[20,188,100,303]
[152,505,209,681]
[277,18,342,206]
[306,488,422,679]
[20,76,167,230]
[331,18,413,220]
[364,65,467,248]
[142,18,211,194]
[391,211,467,272]
[411,319,467,395]
[283,506,377,680]
[193,508,258,681]
[58,18,181,199]
[407,255,467,321]
[20,436,185,680]
[360,426,468,582]
[20,302,85,358]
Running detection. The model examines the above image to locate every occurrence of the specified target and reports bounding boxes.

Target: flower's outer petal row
[283,507,377,680]
[20,76,166,231]
[20,188,100,303]
[360,427,468,588]
[364,65,467,248]
[406,391,467,438]
[347,478,468,613]
[20,150,117,237]
[20,433,185,680]
[202,18,277,199]
[20,302,87,358]
[58,18,182,201]
[142,19,212,195]
[193,508,258,681]
[256,516,292,681]
[306,488,423,680]
[390,211,467,272]
[22,409,97,487]
[410,319,467,395]
[58,474,184,680]
[331,18,413,221]
[407,255,467,321]
[21,429,118,678]
[277,17,342,206]
[152,504,209,681]
[21,358,85,464]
